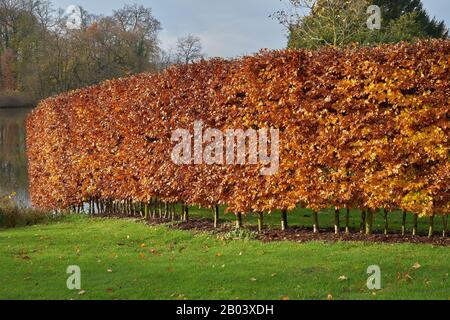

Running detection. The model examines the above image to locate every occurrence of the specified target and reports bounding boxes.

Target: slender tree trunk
[334,208,340,234]
[144,202,149,220]
[151,198,156,218]
[360,210,366,234]
[158,199,162,218]
[184,205,189,223]
[383,211,389,235]
[345,207,350,234]
[412,214,418,236]
[236,213,243,229]
[365,210,374,235]
[258,212,264,232]
[281,210,288,231]
[213,204,220,229]
[443,216,448,238]
[88,198,92,215]
[312,211,319,233]
[139,202,143,217]
[428,215,435,238]
[95,199,100,215]
[401,211,407,236]
[164,202,169,218]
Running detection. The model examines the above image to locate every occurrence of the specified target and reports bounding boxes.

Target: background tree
[274,0,448,49]
[0,1,162,102]
[273,0,371,49]
[372,0,448,40]
[175,34,204,64]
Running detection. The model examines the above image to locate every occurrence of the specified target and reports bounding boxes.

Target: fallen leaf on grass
[78,290,86,295]
[404,273,414,281]
[412,262,421,269]
[338,275,348,281]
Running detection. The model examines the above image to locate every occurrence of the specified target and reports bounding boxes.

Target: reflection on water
[0,108,32,206]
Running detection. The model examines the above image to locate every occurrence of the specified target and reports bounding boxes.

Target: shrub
[0,194,51,229]
[26,40,449,228]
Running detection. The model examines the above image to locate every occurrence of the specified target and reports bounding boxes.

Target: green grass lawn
[0,214,448,300]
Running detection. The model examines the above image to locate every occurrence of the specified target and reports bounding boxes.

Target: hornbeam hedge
[27,40,449,235]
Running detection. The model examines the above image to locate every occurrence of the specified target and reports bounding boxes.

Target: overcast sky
[53,0,450,58]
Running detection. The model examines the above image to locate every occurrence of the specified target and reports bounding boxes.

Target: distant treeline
[0,1,164,101]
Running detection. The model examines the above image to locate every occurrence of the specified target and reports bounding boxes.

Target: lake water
[0,107,33,206]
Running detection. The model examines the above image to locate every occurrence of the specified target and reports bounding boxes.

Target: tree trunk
[183,205,189,223]
[360,210,366,234]
[443,216,448,238]
[428,215,434,238]
[236,213,243,229]
[383,211,389,235]
[144,202,149,220]
[312,211,319,233]
[129,199,134,216]
[164,202,169,218]
[334,208,340,234]
[150,198,156,219]
[365,210,374,235]
[401,211,407,236]
[281,210,288,231]
[214,204,220,229]
[158,199,162,218]
[258,212,264,232]
[345,207,350,234]
[89,198,93,215]
[94,198,99,215]
[412,214,418,236]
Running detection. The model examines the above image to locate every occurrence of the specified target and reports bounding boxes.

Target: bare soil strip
[145,217,450,246]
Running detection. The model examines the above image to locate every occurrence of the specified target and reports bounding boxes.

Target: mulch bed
[145,217,450,246]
